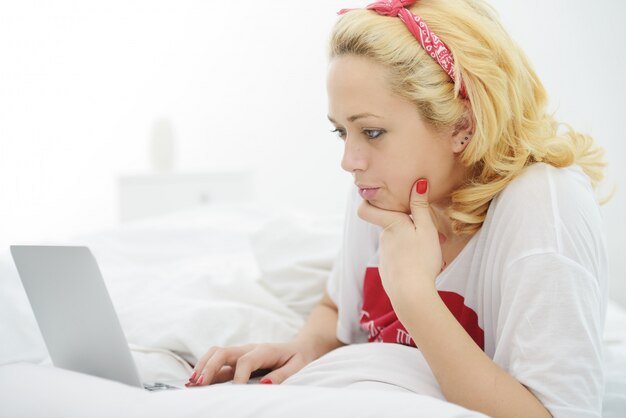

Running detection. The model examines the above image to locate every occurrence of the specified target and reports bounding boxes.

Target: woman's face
[327,54,468,214]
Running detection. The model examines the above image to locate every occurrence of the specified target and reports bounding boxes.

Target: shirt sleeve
[326,186,379,344]
[493,252,606,418]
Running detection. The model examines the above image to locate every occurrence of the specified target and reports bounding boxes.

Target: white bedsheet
[1,201,625,417]
[0,362,488,418]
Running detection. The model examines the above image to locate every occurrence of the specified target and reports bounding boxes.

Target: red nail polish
[197,375,204,385]
[416,179,428,195]
[260,378,273,384]
[189,371,197,381]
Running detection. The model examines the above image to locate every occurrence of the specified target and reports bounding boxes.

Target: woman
[187,1,609,416]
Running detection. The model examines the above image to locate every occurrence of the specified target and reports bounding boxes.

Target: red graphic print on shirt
[359,266,485,350]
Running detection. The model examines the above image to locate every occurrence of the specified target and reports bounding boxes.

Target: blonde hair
[329,0,608,235]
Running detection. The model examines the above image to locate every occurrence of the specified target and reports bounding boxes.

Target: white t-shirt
[326,163,609,418]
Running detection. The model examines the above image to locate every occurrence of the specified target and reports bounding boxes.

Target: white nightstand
[118,170,253,223]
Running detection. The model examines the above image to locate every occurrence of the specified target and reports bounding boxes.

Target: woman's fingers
[232,345,289,384]
[187,346,218,385]
[188,343,303,386]
[212,365,236,384]
[409,178,430,227]
[190,345,252,386]
[259,352,307,385]
[357,198,407,231]
[187,364,234,387]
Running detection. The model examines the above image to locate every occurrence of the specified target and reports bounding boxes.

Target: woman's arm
[397,284,551,418]
[190,290,344,385]
[357,179,553,417]
[293,290,346,361]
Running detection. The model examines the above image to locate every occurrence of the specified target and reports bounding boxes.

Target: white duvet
[1,201,625,417]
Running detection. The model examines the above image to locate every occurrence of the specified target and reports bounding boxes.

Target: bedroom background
[1,0,625,307]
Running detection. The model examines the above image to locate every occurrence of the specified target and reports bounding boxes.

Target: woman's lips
[358,187,380,199]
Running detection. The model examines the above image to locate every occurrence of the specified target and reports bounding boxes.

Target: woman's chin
[368,199,409,214]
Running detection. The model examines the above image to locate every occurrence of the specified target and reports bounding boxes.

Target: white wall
[1,0,625,306]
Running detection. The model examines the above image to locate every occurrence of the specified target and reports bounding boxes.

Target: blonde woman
[189,1,609,416]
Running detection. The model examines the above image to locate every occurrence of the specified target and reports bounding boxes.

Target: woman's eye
[364,129,384,140]
[331,128,346,139]
[330,128,384,141]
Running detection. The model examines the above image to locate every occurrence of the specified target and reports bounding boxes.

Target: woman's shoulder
[484,162,603,257]
[492,162,595,216]
[472,163,608,300]
[506,162,591,196]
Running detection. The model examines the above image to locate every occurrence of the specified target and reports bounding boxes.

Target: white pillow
[249,212,343,320]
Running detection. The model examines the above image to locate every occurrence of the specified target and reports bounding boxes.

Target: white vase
[150,117,175,172]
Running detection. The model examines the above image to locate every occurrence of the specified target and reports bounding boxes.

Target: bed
[1,200,625,417]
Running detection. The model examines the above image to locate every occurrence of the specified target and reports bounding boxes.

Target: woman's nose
[340,138,368,173]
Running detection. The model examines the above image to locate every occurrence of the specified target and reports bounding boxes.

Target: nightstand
[118,170,253,223]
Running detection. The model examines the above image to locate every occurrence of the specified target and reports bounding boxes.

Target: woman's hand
[187,340,315,386]
[357,178,442,315]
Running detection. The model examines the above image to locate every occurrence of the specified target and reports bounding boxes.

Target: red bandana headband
[338,0,467,98]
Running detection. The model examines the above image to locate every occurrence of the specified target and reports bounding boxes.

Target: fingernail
[416,179,428,195]
[259,378,273,384]
[197,375,204,385]
[189,371,197,381]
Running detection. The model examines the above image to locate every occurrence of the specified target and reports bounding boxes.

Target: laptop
[10,245,187,391]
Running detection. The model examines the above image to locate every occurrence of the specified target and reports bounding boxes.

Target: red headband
[338,0,467,98]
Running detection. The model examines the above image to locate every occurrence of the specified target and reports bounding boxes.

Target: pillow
[249,212,343,320]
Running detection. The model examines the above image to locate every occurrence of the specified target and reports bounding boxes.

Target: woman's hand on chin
[357,178,442,315]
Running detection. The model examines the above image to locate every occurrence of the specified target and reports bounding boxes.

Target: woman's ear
[450,100,475,153]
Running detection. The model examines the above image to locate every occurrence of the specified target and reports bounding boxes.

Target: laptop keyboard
[143,382,181,391]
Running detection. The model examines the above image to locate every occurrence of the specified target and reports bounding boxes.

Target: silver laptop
[10,245,187,391]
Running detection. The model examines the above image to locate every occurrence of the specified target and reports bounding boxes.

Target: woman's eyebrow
[327,113,384,123]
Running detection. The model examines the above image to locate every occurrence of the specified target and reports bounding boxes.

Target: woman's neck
[429,205,456,241]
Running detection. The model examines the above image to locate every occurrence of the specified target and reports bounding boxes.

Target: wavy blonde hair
[329,0,607,235]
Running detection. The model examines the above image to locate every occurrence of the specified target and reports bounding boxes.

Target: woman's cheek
[386,190,411,214]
